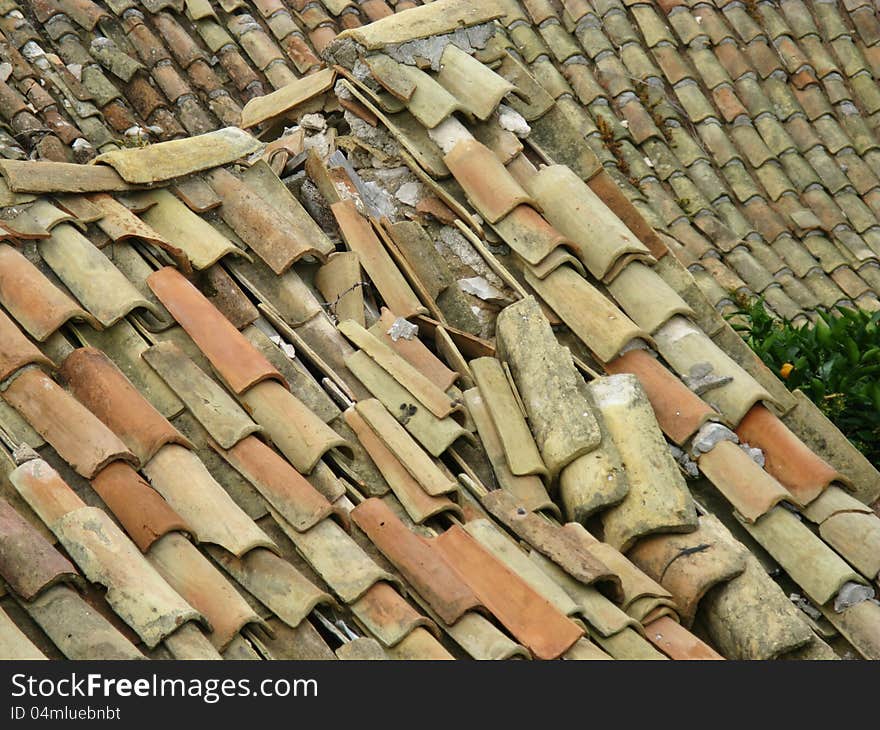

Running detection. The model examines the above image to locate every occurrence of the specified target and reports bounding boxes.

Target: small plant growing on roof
[730,297,880,465]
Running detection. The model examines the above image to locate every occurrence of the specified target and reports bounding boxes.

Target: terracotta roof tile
[208,544,334,629]
[0,497,81,600]
[482,489,619,592]
[60,347,192,465]
[21,583,145,659]
[147,531,262,651]
[215,434,334,531]
[4,368,137,479]
[344,408,461,523]
[143,444,276,556]
[605,347,717,444]
[90,461,190,552]
[0,307,54,382]
[645,615,724,660]
[735,403,843,506]
[0,0,878,662]
[432,524,583,659]
[628,514,747,625]
[147,265,287,394]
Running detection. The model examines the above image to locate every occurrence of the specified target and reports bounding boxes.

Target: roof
[0,0,878,661]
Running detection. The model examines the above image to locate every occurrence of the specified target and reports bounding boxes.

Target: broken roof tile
[332,199,426,317]
[315,252,366,327]
[51,505,203,648]
[92,127,261,184]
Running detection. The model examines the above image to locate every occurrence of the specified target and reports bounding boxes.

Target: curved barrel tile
[90,462,191,553]
[147,266,287,394]
[143,444,276,557]
[0,498,82,600]
[61,347,192,465]
[239,380,352,475]
[444,138,536,223]
[495,297,601,480]
[351,498,481,625]
[0,309,54,382]
[736,403,843,506]
[54,507,205,649]
[214,434,334,532]
[605,347,719,445]
[147,532,263,651]
[39,223,162,327]
[142,341,261,449]
[0,243,100,342]
[3,369,137,479]
[590,374,698,552]
[345,409,462,524]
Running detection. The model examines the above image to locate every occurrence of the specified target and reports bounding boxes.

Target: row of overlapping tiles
[0,104,874,659]
[323,0,880,655]
[0,0,872,656]
[486,0,880,323]
[0,0,423,163]
[4,0,880,316]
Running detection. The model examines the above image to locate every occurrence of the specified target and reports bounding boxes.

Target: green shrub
[729,299,880,465]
